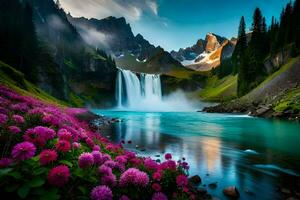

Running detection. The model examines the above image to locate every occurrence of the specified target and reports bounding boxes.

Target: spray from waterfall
[116,68,199,111]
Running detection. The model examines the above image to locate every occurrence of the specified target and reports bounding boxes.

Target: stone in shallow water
[189,175,202,185]
[208,182,217,189]
[223,186,240,198]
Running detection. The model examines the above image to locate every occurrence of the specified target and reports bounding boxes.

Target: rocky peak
[205,33,221,52]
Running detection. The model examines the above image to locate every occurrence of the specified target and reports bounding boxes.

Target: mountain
[21,0,118,106]
[67,15,186,74]
[171,33,236,71]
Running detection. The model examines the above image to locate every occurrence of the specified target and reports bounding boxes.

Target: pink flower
[119,168,149,187]
[164,153,172,160]
[144,158,158,170]
[55,140,71,152]
[119,195,130,200]
[152,192,168,200]
[91,185,113,200]
[39,150,58,165]
[0,158,13,168]
[48,165,70,187]
[176,175,188,187]
[103,160,117,168]
[12,114,25,124]
[115,155,127,164]
[42,114,59,126]
[78,153,94,168]
[0,114,7,124]
[153,171,162,181]
[8,126,21,134]
[152,183,162,192]
[85,137,95,148]
[57,129,72,141]
[11,142,36,161]
[72,142,81,149]
[93,145,101,151]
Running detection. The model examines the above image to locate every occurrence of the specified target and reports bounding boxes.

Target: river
[92,110,300,200]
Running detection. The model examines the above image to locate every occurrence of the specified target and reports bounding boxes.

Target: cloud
[60,0,158,22]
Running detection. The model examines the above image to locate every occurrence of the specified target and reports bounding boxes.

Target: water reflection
[95,110,300,200]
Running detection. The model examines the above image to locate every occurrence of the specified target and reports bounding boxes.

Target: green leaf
[28,178,45,187]
[59,160,73,167]
[8,171,22,179]
[40,188,60,200]
[18,185,30,199]
[0,168,13,176]
[5,184,18,192]
[32,155,40,162]
[33,167,47,175]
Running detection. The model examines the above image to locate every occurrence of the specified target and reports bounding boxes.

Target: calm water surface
[92,110,300,200]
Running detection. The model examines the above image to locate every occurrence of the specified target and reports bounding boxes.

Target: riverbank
[0,84,214,200]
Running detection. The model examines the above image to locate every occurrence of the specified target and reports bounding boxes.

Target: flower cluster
[0,85,195,199]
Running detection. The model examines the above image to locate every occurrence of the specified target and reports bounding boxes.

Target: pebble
[223,186,240,198]
[208,182,218,189]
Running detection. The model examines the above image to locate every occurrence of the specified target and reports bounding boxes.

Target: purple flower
[100,174,116,187]
[102,154,112,163]
[11,142,36,161]
[92,151,103,165]
[119,168,149,187]
[0,114,8,124]
[12,114,25,124]
[42,114,59,126]
[164,153,172,160]
[98,165,112,176]
[103,160,117,168]
[8,126,21,134]
[152,192,168,200]
[0,158,13,168]
[78,153,94,168]
[91,185,113,200]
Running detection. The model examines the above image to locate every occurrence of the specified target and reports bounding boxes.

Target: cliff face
[27,0,117,106]
[171,33,236,71]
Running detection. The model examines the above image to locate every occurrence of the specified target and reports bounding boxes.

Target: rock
[281,188,292,195]
[286,197,299,200]
[140,148,146,152]
[208,182,217,189]
[189,175,202,185]
[156,159,161,163]
[212,197,220,200]
[155,155,160,157]
[223,186,240,198]
[197,187,207,194]
[135,145,139,148]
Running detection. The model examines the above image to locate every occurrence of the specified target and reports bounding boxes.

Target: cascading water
[116,69,162,109]
[115,68,198,111]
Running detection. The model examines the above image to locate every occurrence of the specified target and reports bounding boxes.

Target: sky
[59,0,291,51]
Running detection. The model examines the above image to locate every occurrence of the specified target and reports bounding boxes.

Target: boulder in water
[189,175,202,185]
[223,186,240,198]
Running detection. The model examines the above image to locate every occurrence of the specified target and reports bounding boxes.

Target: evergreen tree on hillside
[232,16,247,74]
[293,0,300,50]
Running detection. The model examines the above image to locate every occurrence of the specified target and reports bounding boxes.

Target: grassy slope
[198,75,237,102]
[0,60,67,106]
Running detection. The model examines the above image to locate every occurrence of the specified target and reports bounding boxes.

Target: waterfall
[116,69,162,109]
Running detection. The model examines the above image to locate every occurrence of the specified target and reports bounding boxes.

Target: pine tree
[293,0,300,50]
[232,16,247,72]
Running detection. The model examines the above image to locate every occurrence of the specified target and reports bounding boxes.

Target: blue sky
[61,0,291,51]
